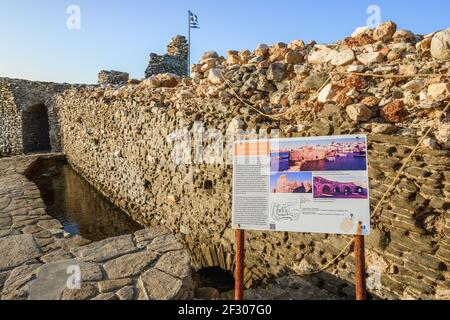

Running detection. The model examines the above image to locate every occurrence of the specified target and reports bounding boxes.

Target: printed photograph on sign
[313,175,368,199]
[270,136,367,172]
[270,172,312,194]
[233,134,370,235]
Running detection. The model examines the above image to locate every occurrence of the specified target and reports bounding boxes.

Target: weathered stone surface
[146,234,184,253]
[154,250,191,279]
[430,28,450,60]
[373,21,397,42]
[0,234,42,271]
[302,73,328,90]
[61,283,98,300]
[2,263,41,299]
[116,285,135,300]
[71,234,137,262]
[103,251,159,279]
[145,35,188,78]
[317,84,339,103]
[357,52,384,65]
[372,123,398,134]
[98,70,129,86]
[98,278,133,293]
[138,268,184,300]
[427,83,450,101]
[435,121,450,149]
[207,68,222,84]
[330,49,355,66]
[29,259,101,300]
[381,100,408,123]
[346,103,372,122]
[267,63,287,81]
[37,219,63,230]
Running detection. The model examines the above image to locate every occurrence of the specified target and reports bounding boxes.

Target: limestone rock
[372,123,398,134]
[142,73,180,88]
[430,28,450,60]
[401,80,424,92]
[61,283,98,300]
[267,63,287,81]
[357,52,384,65]
[427,83,450,101]
[208,68,223,84]
[352,26,370,38]
[330,49,355,66]
[435,121,450,149]
[255,43,270,57]
[138,268,184,300]
[103,251,159,279]
[373,21,397,42]
[381,100,408,123]
[116,286,135,300]
[346,103,372,122]
[146,234,184,253]
[302,73,328,90]
[308,46,334,64]
[37,219,63,230]
[317,84,339,103]
[98,278,133,293]
[71,234,137,263]
[154,250,191,279]
[0,235,42,271]
[285,50,304,64]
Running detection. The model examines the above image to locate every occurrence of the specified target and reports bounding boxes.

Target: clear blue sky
[0,0,448,84]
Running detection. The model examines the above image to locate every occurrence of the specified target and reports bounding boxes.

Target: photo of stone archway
[313,176,368,199]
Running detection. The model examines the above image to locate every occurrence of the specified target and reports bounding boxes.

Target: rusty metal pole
[354,234,367,300]
[235,228,245,300]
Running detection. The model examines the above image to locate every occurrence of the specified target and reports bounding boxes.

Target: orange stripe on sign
[234,142,269,157]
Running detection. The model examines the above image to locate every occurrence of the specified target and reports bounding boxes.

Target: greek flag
[189,11,200,29]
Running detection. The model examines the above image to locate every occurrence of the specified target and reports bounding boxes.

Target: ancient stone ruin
[1,23,449,300]
[98,70,129,86]
[144,35,188,78]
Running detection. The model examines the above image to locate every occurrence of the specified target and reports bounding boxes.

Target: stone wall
[1,23,449,299]
[98,70,129,86]
[145,35,188,78]
[0,78,72,157]
[56,23,450,300]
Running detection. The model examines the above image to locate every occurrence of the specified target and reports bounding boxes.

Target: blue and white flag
[189,11,200,29]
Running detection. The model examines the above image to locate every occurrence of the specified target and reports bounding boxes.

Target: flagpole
[187,10,191,77]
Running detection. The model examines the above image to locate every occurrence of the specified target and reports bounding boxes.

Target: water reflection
[29,159,142,241]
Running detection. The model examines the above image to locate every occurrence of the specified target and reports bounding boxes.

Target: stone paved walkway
[0,154,194,300]
[0,154,343,300]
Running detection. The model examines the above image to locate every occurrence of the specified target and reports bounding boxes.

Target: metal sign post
[234,228,245,300]
[354,222,367,300]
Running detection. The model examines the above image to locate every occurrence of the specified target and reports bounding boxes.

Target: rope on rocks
[290,99,450,276]
[219,71,281,120]
[331,71,450,79]
[220,69,448,123]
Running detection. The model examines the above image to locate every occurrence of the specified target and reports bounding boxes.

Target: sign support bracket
[235,228,245,300]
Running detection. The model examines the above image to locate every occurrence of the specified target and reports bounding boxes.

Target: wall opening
[22,103,51,153]
[195,267,235,293]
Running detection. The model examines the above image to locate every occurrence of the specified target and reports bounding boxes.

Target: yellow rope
[331,71,449,79]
